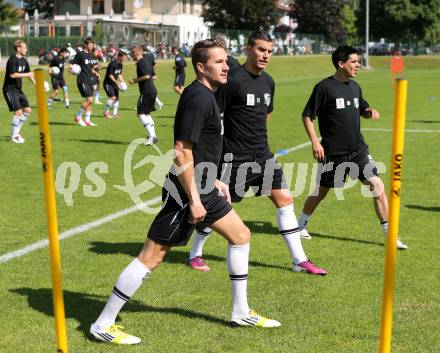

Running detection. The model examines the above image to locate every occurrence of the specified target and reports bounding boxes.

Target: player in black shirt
[143,47,164,109]
[48,47,71,109]
[187,30,327,275]
[2,40,35,143]
[129,45,159,145]
[299,45,408,250]
[172,46,187,95]
[227,54,241,72]
[91,47,103,104]
[103,51,127,119]
[70,37,99,126]
[90,38,280,345]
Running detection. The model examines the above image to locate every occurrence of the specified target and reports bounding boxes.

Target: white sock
[85,111,92,123]
[227,243,250,318]
[278,204,307,265]
[94,91,100,101]
[138,114,156,138]
[189,227,212,259]
[65,98,70,106]
[105,99,113,112]
[113,100,119,116]
[298,211,311,229]
[17,112,30,135]
[381,221,388,234]
[94,258,151,330]
[11,115,20,137]
[156,97,163,106]
[76,107,85,118]
[48,98,53,106]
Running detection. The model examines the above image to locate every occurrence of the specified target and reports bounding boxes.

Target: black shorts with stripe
[2,87,30,112]
[51,76,66,90]
[147,184,232,247]
[103,81,119,98]
[221,149,287,203]
[318,146,379,188]
[77,81,94,98]
[137,93,156,114]
[174,73,185,87]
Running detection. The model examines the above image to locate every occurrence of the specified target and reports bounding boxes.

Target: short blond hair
[14,40,26,51]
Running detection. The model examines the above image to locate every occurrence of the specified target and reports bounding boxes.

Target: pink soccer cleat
[186,257,210,272]
[293,260,327,276]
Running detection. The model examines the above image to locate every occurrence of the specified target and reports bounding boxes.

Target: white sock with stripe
[278,204,307,265]
[17,112,30,135]
[138,114,156,138]
[85,111,92,123]
[113,100,119,116]
[11,114,20,137]
[94,258,151,330]
[76,107,85,118]
[189,227,212,260]
[105,99,113,112]
[298,211,310,229]
[228,243,250,318]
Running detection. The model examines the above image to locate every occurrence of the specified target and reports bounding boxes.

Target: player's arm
[92,65,100,78]
[302,115,324,161]
[108,74,118,86]
[118,73,125,83]
[129,60,150,84]
[361,108,380,120]
[266,112,272,122]
[174,140,206,224]
[129,75,150,84]
[215,179,231,204]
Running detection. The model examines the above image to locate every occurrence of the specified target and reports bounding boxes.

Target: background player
[71,37,99,126]
[91,47,103,104]
[103,51,127,119]
[172,46,187,95]
[2,40,35,144]
[299,45,408,250]
[187,30,326,275]
[90,38,280,345]
[129,45,158,145]
[48,47,71,109]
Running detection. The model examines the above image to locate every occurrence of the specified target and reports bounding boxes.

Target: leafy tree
[202,0,280,30]
[23,0,55,19]
[342,3,358,44]
[290,0,347,43]
[0,0,19,25]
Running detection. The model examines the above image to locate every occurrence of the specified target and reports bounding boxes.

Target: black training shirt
[3,55,30,90]
[217,66,275,153]
[71,50,95,85]
[302,76,369,155]
[104,60,123,86]
[50,56,65,79]
[136,56,157,95]
[227,55,241,72]
[174,54,186,74]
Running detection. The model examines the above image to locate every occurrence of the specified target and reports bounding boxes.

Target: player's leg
[48,88,59,108]
[210,208,281,328]
[270,188,327,275]
[104,97,116,118]
[62,81,70,108]
[75,83,89,126]
[137,94,158,145]
[94,82,102,104]
[298,185,330,233]
[112,89,120,118]
[13,92,32,142]
[187,226,212,271]
[84,88,97,126]
[91,238,169,344]
[155,96,164,110]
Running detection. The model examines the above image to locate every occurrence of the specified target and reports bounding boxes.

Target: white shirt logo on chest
[336,98,345,109]
[354,98,359,108]
[247,94,255,106]
[264,93,271,106]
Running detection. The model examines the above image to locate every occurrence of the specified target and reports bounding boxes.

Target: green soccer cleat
[90,323,141,345]
[230,310,281,328]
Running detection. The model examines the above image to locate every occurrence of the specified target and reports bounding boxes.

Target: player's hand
[188,200,207,224]
[365,108,380,120]
[152,75,157,80]
[312,141,325,161]
[128,79,135,84]
[215,180,231,204]
[28,72,35,78]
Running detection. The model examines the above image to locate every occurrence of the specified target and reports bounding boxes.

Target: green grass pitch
[0,55,439,353]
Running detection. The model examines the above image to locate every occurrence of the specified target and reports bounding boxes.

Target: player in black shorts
[2,40,35,144]
[70,37,99,126]
[103,51,127,119]
[48,47,71,109]
[172,46,187,95]
[91,47,103,104]
[187,30,327,275]
[299,45,408,250]
[90,38,280,345]
[129,45,159,145]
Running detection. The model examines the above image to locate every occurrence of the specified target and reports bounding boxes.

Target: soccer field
[0,55,439,353]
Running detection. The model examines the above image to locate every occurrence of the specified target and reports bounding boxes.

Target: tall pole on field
[378,79,408,353]
[365,0,369,68]
[34,69,69,353]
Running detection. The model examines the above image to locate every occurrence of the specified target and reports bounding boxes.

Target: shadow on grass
[310,232,384,247]
[88,242,288,271]
[30,121,76,126]
[10,287,229,338]
[408,119,440,124]
[406,204,440,212]
[69,138,128,145]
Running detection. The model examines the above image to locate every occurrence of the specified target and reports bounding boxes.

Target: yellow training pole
[34,69,69,353]
[379,79,408,353]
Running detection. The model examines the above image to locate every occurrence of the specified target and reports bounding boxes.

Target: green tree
[23,0,55,19]
[342,3,358,44]
[202,0,280,30]
[0,0,19,25]
[290,0,347,43]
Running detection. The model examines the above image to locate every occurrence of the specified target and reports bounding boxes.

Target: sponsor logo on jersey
[264,93,271,106]
[354,98,359,108]
[247,93,255,106]
[336,98,345,109]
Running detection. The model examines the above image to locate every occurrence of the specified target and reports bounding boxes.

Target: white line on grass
[362,127,440,133]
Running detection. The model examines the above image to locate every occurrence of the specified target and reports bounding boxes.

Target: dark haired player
[187,30,327,275]
[90,38,280,345]
[172,46,187,95]
[129,45,159,145]
[298,45,408,250]
[2,40,35,143]
[70,37,99,126]
[103,51,127,119]
[48,47,71,109]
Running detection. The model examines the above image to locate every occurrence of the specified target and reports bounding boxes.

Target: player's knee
[23,107,32,114]
[369,177,385,197]
[234,225,251,245]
